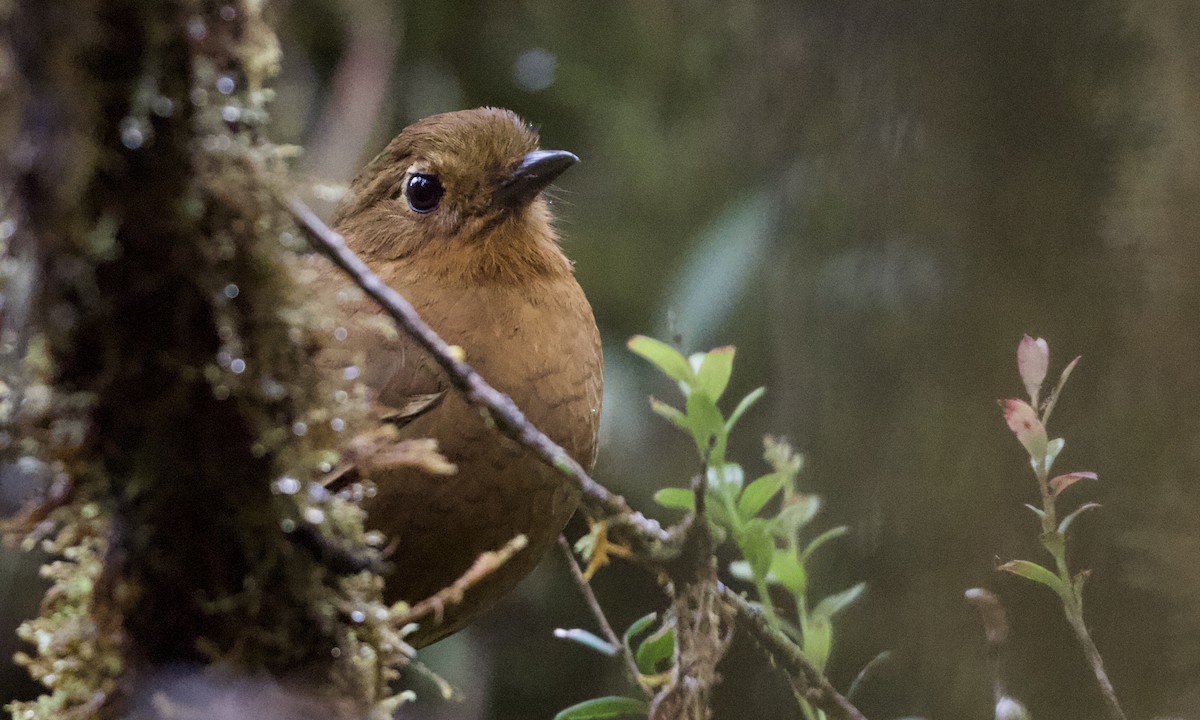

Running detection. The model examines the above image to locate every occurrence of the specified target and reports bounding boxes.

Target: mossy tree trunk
[1,2,399,718]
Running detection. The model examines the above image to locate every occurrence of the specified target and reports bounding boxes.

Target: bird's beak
[494,150,579,208]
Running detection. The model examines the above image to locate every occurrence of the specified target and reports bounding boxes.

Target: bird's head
[333,107,578,283]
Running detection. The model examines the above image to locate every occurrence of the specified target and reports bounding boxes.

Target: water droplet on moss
[303,507,325,524]
[292,421,308,436]
[223,283,239,298]
[333,390,348,403]
[230,358,246,374]
[343,366,360,380]
[274,476,301,494]
[330,417,345,432]
[280,518,296,533]
[350,610,365,623]
[334,327,348,341]
[216,75,236,95]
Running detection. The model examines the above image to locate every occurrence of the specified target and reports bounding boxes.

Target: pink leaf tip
[1002,398,1048,461]
[1049,471,1098,496]
[1017,335,1050,405]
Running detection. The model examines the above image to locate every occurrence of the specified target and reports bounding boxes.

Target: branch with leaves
[995,336,1125,720]
[287,201,873,720]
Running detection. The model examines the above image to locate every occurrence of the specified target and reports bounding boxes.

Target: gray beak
[495,150,579,207]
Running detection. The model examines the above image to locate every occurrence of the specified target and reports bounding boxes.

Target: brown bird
[315,108,603,647]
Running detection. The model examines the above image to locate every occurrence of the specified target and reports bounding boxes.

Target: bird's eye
[405,173,444,213]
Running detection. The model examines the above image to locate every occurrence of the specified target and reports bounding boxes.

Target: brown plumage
[313,108,602,647]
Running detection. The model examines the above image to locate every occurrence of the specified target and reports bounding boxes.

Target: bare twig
[719,585,868,720]
[393,534,528,629]
[557,535,651,697]
[286,198,676,559]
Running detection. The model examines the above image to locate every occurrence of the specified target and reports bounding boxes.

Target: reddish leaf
[1001,399,1048,461]
[1049,471,1097,496]
[1017,335,1049,405]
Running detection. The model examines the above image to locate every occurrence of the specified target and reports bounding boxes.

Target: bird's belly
[361,292,600,645]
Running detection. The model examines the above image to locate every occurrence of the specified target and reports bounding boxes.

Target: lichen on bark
[1,1,407,718]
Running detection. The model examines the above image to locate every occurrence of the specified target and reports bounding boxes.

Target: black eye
[405,173,444,213]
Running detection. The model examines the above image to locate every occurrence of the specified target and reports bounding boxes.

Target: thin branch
[557,535,651,697]
[719,585,869,720]
[286,197,677,559]
[287,195,863,716]
[393,534,528,629]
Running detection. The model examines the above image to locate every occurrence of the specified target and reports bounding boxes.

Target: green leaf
[707,463,745,496]
[776,495,822,536]
[1044,437,1065,474]
[694,346,736,402]
[802,614,833,671]
[628,336,695,385]
[726,386,765,433]
[738,519,775,581]
[553,696,650,720]
[1023,503,1046,520]
[554,628,617,656]
[800,525,848,562]
[684,391,726,463]
[622,612,657,649]
[998,559,1068,596]
[1058,502,1101,535]
[769,549,806,596]
[635,622,676,675]
[654,487,696,511]
[737,472,786,518]
[812,582,866,619]
[649,397,688,431]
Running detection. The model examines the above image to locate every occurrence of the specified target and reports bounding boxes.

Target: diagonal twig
[285,197,676,558]
[719,585,868,720]
[286,195,870,720]
[557,535,651,697]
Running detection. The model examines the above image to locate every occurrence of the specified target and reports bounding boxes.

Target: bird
[313,107,603,647]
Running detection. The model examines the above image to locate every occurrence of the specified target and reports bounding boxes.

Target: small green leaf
[799,525,848,563]
[554,628,617,656]
[1058,502,1101,535]
[776,495,822,536]
[706,463,745,496]
[738,519,775,581]
[553,696,650,720]
[654,487,696,510]
[694,346,736,402]
[812,582,866,619]
[635,622,676,675]
[737,472,786,518]
[769,549,807,596]
[998,559,1068,596]
[684,391,726,463]
[1023,503,1046,520]
[726,386,765,433]
[1044,437,1065,473]
[628,336,695,385]
[649,397,688,430]
[622,612,657,649]
[802,614,833,671]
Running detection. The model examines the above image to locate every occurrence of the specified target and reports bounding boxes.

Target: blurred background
[5,1,1200,718]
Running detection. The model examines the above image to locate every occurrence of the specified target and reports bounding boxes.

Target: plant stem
[1037,461,1126,720]
[1063,610,1127,720]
